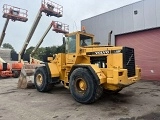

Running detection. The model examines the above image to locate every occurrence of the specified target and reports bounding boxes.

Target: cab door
[65,34,77,65]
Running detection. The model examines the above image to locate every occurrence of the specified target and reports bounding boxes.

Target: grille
[122,47,135,77]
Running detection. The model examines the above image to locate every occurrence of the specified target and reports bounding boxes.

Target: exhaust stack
[108,30,112,46]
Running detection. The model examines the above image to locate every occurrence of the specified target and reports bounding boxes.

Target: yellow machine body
[47,31,141,91]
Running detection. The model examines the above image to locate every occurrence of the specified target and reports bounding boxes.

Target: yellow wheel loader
[34,30,141,104]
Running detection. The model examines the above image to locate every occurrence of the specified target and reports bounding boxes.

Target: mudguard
[69,64,106,84]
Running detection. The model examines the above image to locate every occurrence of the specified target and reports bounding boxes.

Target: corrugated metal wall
[81,0,160,46]
[116,28,160,80]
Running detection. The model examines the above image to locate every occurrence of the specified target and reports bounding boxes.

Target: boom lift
[0,4,28,78]
[17,0,64,88]
[0,56,22,78]
[0,4,28,47]
[31,21,69,57]
[18,21,69,88]
[0,57,12,78]
[19,0,63,61]
[34,29,141,104]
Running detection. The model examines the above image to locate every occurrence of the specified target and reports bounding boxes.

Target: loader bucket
[17,64,44,89]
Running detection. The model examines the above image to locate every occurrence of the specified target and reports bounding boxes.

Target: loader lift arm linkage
[0,4,28,47]
[31,21,69,56]
[19,0,63,60]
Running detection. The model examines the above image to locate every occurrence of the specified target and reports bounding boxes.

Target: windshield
[80,34,92,47]
[66,35,76,53]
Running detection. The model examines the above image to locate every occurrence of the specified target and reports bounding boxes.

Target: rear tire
[69,68,103,104]
[34,66,53,92]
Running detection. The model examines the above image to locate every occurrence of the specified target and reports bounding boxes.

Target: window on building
[134,10,138,15]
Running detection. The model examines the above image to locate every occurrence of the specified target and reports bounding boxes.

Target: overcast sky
[0,0,141,52]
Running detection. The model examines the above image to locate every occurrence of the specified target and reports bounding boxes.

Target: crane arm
[31,23,52,56]
[0,19,9,47]
[19,10,42,60]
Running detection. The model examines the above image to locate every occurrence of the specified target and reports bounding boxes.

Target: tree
[56,44,65,53]
[34,47,46,60]
[25,46,34,54]
[2,43,16,53]
[25,44,65,61]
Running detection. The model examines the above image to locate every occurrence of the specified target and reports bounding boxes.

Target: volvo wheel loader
[34,29,141,104]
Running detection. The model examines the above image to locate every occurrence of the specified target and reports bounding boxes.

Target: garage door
[116,28,160,80]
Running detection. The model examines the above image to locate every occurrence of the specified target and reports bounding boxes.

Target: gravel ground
[0,78,160,120]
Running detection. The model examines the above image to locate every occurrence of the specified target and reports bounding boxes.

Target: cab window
[66,35,76,53]
[80,34,92,47]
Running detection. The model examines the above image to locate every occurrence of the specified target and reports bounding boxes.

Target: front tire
[69,68,103,104]
[34,66,53,92]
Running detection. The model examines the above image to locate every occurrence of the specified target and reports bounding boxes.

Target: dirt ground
[0,78,160,120]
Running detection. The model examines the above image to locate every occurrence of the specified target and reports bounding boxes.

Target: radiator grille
[123,47,135,77]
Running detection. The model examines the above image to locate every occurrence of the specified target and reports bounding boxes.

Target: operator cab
[65,31,94,53]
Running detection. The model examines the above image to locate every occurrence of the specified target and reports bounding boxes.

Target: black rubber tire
[34,66,53,92]
[12,70,20,78]
[69,68,103,104]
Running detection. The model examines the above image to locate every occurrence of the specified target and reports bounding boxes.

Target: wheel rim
[76,78,87,93]
[36,74,43,86]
